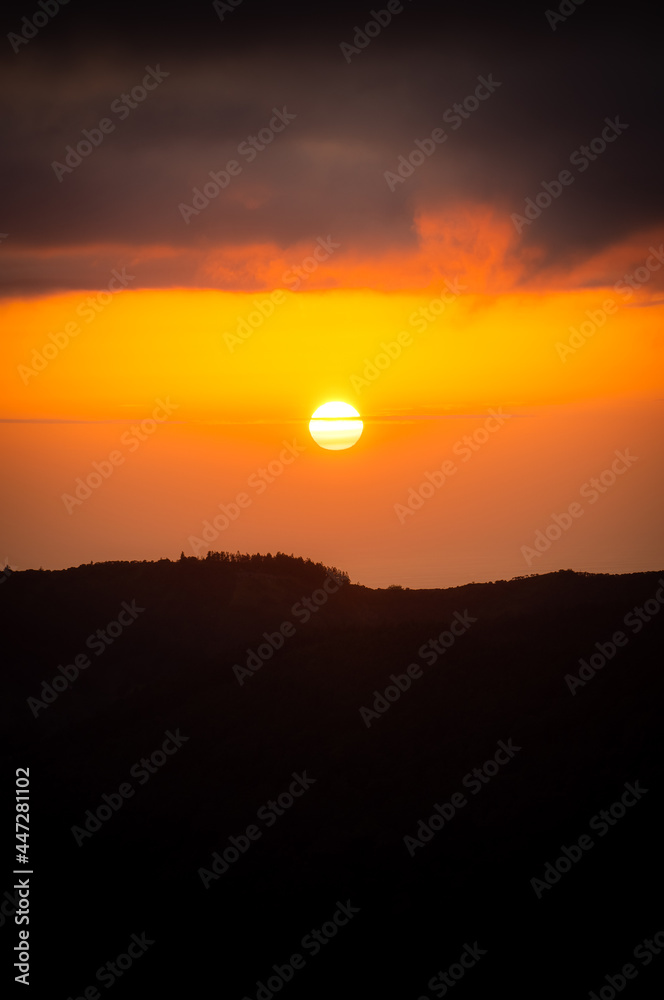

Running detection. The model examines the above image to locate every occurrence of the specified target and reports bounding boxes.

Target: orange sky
[2,209,663,586]
[4,209,664,423]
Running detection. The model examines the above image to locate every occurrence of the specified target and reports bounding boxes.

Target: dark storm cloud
[0,0,661,293]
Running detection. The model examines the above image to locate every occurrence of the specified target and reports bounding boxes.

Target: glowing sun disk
[309,401,363,451]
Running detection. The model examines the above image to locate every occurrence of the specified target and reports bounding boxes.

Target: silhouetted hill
[2,556,663,998]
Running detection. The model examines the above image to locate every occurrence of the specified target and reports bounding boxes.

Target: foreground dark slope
[2,555,664,998]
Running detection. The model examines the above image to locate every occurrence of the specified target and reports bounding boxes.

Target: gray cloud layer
[1,2,661,292]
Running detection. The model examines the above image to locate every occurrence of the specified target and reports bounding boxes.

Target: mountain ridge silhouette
[2,554,663,998]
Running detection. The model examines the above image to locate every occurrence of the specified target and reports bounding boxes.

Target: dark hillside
[2,556,663,998]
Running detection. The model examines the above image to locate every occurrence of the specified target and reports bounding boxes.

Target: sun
[309,401,363,451]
